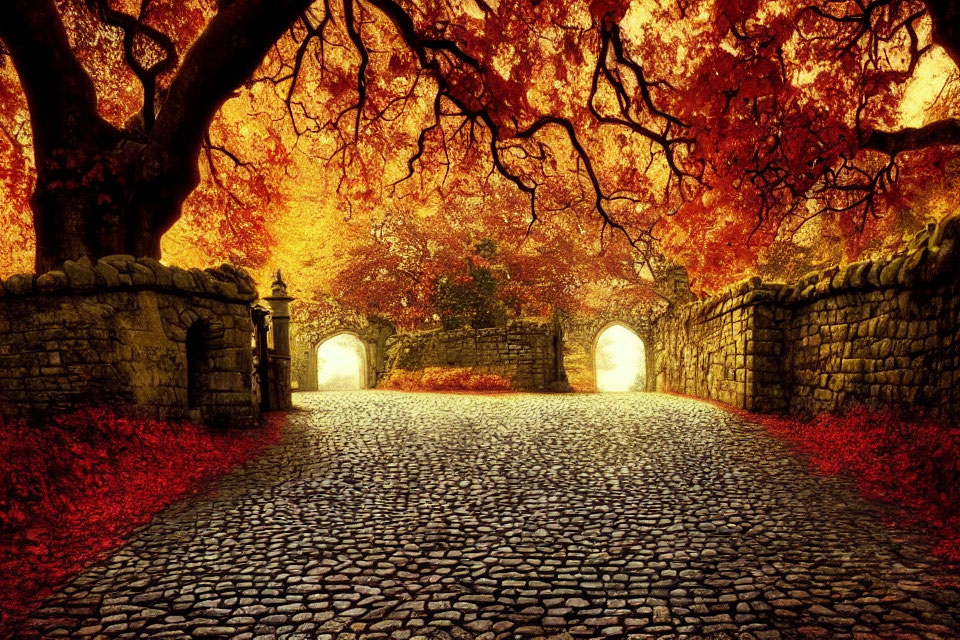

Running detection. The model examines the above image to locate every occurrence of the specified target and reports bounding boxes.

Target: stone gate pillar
[263,271,295,409]
[264,271,294,356]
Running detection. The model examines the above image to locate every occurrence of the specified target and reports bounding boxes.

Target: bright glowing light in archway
[317,334,366,390]
[595,324,646,392]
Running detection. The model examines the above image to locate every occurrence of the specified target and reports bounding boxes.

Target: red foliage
[727,404,960,562]
[4,0,959,290]
[380,367,513,392]
[0,408,284,635]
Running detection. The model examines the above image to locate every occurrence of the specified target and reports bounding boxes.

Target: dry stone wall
[384,320,561,390]
[656,216,960,416]
[656,282,786,411]
[0,256,260,426]
[780,218,960,415]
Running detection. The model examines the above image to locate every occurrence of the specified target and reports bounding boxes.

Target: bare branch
[86,0,178,132]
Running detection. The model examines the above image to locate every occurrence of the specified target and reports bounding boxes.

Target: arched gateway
[594,322,647,392]
[316,333,368,390]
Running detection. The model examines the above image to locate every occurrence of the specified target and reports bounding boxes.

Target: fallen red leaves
[728,403,960,563]
[0,408,284,635]
[380,367,513,392]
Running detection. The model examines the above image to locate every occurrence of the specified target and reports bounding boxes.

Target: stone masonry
[0,256,260,426]
[562,314,657,392]
[656,215,960,415]
[656,282,784,411]
[384,320,562,390]
[289,297,395,391]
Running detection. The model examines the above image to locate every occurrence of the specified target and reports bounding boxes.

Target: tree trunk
[29,140,164,273]
[928,0,960,69]
[1,0,313,274]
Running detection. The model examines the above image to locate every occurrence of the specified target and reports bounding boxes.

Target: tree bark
[0,0,124,272]
[862,118,960,155]
[855,3,960,159]
[126,0,314,259]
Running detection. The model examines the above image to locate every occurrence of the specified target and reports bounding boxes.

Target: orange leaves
[380,367,512,391]
[318,176,665,329]
[59,0,213,127]
[588,0,629,24]
[1,0,957,292]
[0,60,33,276]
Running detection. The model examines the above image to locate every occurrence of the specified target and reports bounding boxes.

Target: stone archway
[315,332,369,390]
[560,312,657,392]
[291,311,395,392]
[593,322,647,392]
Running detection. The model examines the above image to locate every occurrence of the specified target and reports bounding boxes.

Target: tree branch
[0,0,116,156]
[134,0,314,243]
[86,0,178,134]
[927,0,960,68]
[861,117,960,154]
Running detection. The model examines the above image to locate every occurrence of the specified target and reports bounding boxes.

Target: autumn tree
[326,193,667,330]
[434,249,509,330]
[1,0,960,287]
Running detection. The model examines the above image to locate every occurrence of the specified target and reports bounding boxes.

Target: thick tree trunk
[1,0,313,274]
[28,142,180,273]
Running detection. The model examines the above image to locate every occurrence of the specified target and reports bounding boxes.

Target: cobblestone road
[21,392,960,640]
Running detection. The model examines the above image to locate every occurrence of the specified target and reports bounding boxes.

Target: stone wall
[655,281,786,411]
[780,218,960,415]
[384,320,562,390]
[265,354,292,410]
[656,216,960,416]
[0,256,260,426]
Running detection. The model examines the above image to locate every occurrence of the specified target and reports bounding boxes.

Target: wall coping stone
[0,256,258,304]
[678,278,783,323]
[679,214,960,321]
[776,215,959,305]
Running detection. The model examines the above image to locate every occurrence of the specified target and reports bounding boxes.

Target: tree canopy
[1,0,959,315]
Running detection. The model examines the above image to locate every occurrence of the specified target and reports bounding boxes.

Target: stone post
[263,271,294,356]
[548,307,573,392]
[250,305,271,411]
[263,271,296,409]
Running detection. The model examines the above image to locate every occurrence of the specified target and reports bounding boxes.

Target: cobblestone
[19,392,960,639]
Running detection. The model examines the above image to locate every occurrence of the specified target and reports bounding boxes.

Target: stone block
[130,262,156,286]
[898,247,926,286]
[93,261,122,288]
[138,257,173,288]
[879,257,905,287]
[63,260,96,290]
[170,267,200,293]
[36,270,69,293]
[99,254,135,273]
[190,268,218,294]
[5,273,34,296]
